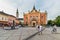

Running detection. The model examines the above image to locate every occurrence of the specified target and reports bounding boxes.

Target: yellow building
[0,11,20,27]
[0,11,9,26]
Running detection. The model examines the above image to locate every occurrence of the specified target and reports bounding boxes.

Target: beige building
[0,11,20,27]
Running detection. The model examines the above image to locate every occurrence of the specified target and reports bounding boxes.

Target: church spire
[33,5,36,10]
[16,8,19,18]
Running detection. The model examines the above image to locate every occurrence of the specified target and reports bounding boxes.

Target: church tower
[16,8,19,18]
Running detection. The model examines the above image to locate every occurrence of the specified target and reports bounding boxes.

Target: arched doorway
[33,23,35,26]
[32,21,36,27]
[30,18,38,27]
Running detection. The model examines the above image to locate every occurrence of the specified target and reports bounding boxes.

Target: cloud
[0,0,36,18]
[41,0,60,20]
[0,0,60,20]
[0,0,16,16]
[17,0,36,18]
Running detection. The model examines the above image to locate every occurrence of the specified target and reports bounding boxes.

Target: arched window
[41,16,43,18]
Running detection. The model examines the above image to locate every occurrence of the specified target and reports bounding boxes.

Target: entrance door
[33,23,35,27]
[31,21,36,27]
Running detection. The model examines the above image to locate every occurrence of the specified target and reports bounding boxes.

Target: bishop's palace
[24,6,47,26]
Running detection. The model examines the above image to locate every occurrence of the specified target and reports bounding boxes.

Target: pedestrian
[37,25,40,32]
[36,25,39,34]
[36,25,43,35]
[39,25,43,35]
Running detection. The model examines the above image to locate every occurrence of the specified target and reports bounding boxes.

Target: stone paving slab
[0,36,8,40]
[20,27,38,40]
[7,36,19,40]
[28,27,60,40]
[0,27,37,40]
[0,27,60,40]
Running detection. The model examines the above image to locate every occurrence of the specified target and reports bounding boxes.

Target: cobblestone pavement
[0,27,21,40]
[0,27,37,40]
[20,27,38,40]
[0,27,60,40]
[28,27,60,40]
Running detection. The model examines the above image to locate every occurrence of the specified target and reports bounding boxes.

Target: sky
[0,0,60,20]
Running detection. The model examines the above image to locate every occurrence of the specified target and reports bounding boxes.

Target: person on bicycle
[52,25,57,33]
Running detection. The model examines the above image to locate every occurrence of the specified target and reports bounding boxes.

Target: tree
[55,16,60,26]
[47,16,60,26]
[47,20,53,26]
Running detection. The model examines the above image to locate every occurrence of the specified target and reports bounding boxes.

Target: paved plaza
[0,27,60,40]
[28,27,60,40]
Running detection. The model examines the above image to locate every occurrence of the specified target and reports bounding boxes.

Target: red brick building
[24,6,47,26]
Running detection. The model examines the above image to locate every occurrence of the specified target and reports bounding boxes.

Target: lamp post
[11,20,15,29]
[13,20,15,29]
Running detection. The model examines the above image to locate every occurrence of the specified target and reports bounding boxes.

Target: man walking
[36,25,43,35]
[39,25,43,35]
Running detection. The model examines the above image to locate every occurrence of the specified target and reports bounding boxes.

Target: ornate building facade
[24,6,47,26]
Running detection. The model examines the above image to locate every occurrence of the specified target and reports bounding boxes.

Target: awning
[0,21,8,24]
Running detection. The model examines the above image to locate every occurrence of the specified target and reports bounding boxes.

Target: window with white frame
[2,17,4,20]
[0,17,2,20]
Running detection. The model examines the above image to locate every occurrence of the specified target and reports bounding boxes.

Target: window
[0,17,2,20]
[36,16,38,18]
[41,16,43,18]
[3,17,6,21]
[5,18,6,20]
[2,17,3,20]
[5,18,8,21]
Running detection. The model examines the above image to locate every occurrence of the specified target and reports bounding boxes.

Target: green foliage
[47,20,54,26]
[55,16,60,26]
[47,16,60,26]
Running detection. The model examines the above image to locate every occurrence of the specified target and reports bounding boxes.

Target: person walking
[39,25,43,35]
[36,25,43,35]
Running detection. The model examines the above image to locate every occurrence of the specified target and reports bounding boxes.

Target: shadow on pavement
[53,32,60,34]
[23,32,39,40]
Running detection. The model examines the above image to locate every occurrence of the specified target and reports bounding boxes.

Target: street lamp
[11,20,15,29]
